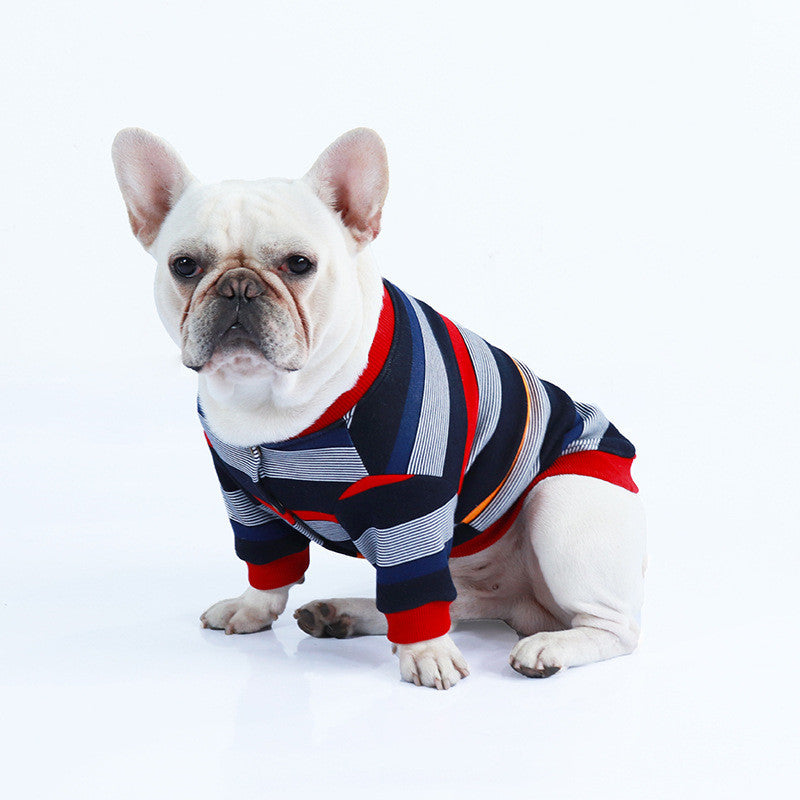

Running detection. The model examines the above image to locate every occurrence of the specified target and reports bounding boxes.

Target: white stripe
[353,496,458,567]
[257,447,368,482]
[407,297,450,477]
[301,519,352,542]
[222,489,280,527]
[563,436,603,455]
[459,325,503,471]
[469,361,550,531]
[200,420,260,482]
[573,402,611,443]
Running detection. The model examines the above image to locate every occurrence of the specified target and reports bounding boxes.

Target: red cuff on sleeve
[384,601,452,644]
[247,549,309,590]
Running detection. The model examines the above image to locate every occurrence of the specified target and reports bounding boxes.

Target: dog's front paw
[200,586,289,634]
[293,600,354,639]
[393,634,470,690]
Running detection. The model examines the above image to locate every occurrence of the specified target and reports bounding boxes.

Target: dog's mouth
[219,321,258,346]
[206,320,266,362]
[183,295,308,374]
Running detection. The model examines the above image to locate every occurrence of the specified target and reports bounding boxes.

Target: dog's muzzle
[181,267,303,372]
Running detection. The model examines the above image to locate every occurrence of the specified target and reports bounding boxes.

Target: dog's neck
[197,252,384,447]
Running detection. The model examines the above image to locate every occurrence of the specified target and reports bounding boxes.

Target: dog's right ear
[112,128,195,249]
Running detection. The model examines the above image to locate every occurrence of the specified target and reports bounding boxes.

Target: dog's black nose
[215,268,266,300]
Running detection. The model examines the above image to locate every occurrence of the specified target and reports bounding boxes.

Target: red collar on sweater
[296,286,395,437]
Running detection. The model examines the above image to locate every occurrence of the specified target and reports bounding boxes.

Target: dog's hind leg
[294,598,388,638]
[509,474,646,678]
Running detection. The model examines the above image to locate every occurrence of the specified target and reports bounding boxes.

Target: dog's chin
[200,339,280,382]
[202,330,305,385]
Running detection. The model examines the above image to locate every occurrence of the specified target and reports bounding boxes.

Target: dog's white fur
[112,127,646,689]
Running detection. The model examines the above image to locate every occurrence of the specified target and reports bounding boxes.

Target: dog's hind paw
[294,601,354,639]
[509,631,570,678]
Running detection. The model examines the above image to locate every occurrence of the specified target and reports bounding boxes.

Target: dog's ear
[304,128,389,248]
[112,128,195,249]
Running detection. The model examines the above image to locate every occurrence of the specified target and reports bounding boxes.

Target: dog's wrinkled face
[112,128,389,385]
[153,179,343,377]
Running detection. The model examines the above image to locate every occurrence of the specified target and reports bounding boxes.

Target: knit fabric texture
[200,280,637,643]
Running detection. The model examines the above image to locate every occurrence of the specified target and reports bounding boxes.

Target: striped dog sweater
[200,280,637,644]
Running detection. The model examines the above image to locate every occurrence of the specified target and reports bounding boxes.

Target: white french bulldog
[112,127,646,690]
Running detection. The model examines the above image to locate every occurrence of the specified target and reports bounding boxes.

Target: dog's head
[112,128,388,383]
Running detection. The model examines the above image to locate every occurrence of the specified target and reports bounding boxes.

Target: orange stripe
[460,359,531,525]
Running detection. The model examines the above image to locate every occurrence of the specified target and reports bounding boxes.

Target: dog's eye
[171,256,202,278]
[285,255,315,275]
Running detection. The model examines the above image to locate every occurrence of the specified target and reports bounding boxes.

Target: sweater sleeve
[334,475,458,644]
[210,451,310,590]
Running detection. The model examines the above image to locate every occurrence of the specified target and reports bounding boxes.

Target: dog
[112,127,646,689]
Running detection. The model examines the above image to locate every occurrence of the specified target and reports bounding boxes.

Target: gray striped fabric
[562,402,611,455]
[302,519,353,542]
[223,488,281,526]
[257,447,368,482]
[202,422,261,482]
[353,495,458,567]
[459,325,503,472]
[468,360,551,532]
[407,296,450,477]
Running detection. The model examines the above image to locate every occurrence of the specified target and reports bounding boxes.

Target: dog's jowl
[112,127,646,689]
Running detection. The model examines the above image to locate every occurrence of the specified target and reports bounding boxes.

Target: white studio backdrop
[1,2,798,798]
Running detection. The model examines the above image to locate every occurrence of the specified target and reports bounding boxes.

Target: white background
[2,1,798,797]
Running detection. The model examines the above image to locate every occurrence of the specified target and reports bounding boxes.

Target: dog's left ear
[304,128,389,248]
[112,128,196,249]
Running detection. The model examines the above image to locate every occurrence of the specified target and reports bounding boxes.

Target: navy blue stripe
[599,422,636,458]
[374,547,452,585]
[347,281,412,475]
[335,475,455,532]
[416,299,468,481]
[455,345,527,522]
[259,476,347,513]
[268,420,352,450]
[231,518,291,543]
[376,567,457,614]
[385,289,425,473]
[234,530,309,563]
[209,448,241,492]
[452,521,480,549]
[539,381,581,472]
[315,539,361,558]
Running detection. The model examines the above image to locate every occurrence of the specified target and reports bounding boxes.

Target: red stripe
[294,510,338,522]
[204,432,212,447]
[440,315,479,492]
[385,601,452,644]
[533,451,638,493]
[451,451,638,558]
[296,287,395,437]
[247,549,310,590]
[338,474,413,501]
[252,495,297,525]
